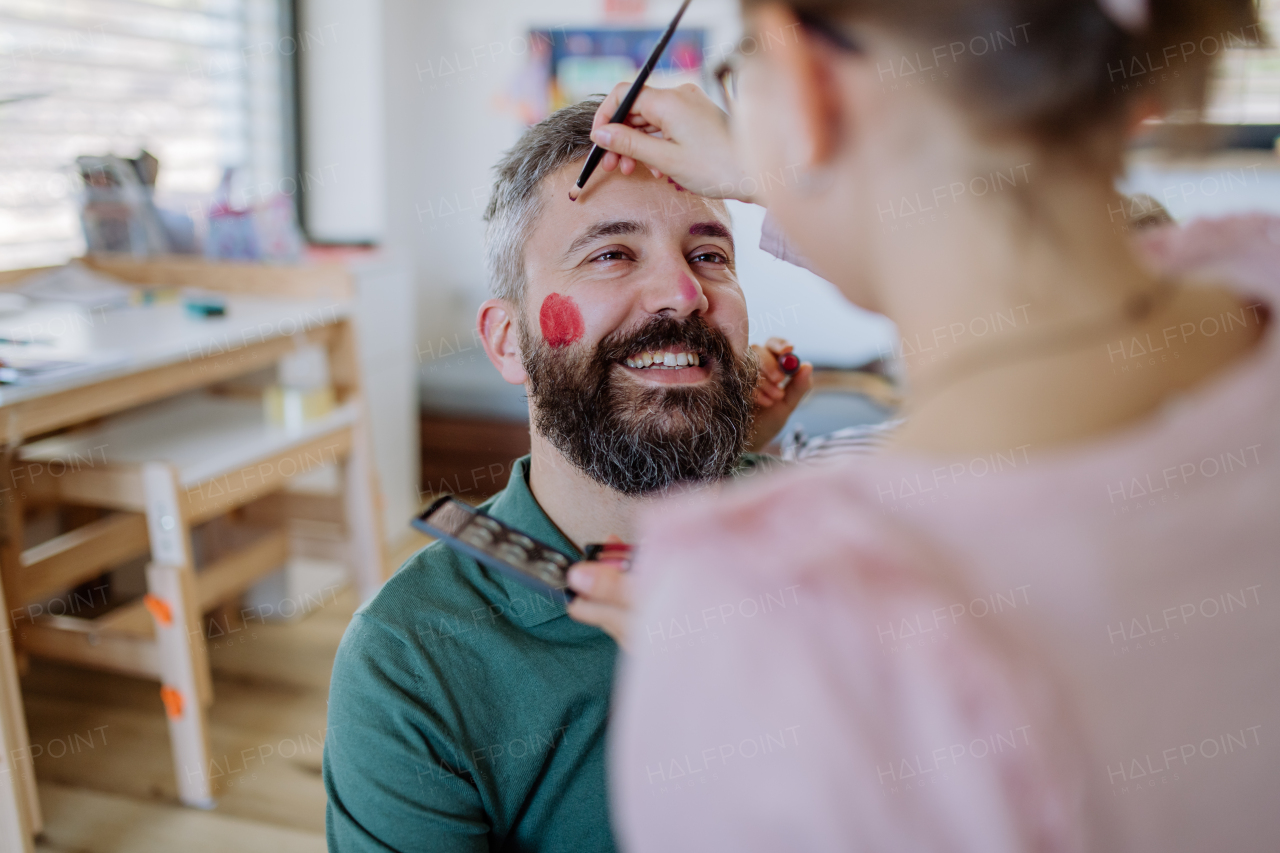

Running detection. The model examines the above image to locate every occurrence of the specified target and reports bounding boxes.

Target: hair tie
[1098,0,1149,32]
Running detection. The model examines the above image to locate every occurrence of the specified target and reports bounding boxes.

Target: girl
[567,1,1279,849]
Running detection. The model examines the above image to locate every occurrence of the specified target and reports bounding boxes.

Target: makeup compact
[413,496,576,600]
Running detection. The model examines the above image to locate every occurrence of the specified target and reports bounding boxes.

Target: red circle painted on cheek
[539,293,585,348]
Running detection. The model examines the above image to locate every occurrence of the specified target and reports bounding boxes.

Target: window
[1206,0,1280,124]
[0,0,293,271]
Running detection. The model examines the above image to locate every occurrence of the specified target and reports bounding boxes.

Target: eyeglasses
[713,10,862,111]
[713,52,743,107]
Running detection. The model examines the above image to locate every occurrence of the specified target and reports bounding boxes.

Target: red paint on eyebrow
[678,274,698,302]
[539,293,585,348]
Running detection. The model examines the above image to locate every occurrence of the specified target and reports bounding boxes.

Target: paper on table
[17,261,135,309]
[0,350,129,385]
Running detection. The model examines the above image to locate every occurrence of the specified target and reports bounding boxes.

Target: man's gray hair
[483,97,602,305]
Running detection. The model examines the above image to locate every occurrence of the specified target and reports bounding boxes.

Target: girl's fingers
[565,599,628,648]
[589,122,680,175]
[754,346,785,386]
[593,82,633,131]
[788,363,815,400]
[567,562,630,606]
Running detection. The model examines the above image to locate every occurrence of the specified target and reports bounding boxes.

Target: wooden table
[0,257,388,852]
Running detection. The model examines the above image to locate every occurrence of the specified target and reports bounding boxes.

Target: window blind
[0,0,291,271]
[1207,0,1280,124]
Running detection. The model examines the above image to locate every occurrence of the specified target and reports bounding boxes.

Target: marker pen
[777,350,801,389]
[584,541,633,569]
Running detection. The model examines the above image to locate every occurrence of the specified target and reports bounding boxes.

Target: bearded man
[323,98,811,853]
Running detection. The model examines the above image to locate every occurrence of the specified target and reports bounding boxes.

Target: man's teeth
[624,350,702,369]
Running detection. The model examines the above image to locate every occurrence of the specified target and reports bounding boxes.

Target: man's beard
[521,313,759,496]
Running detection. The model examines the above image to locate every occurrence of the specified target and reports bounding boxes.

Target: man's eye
[691,252,729,265]
[591,250,631,262]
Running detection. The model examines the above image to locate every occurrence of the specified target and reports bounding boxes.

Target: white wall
[300,0,387,242]
[1120,152,1280,220]
[347,252,421,539]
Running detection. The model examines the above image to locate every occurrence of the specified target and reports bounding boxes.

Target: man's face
[513,162,757,495]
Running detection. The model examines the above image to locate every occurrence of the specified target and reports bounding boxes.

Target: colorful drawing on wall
[504,27,706,124]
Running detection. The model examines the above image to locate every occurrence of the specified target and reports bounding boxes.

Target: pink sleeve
[1135,213,1280,294]
[611,480,1086,853]
[759,211,818,273]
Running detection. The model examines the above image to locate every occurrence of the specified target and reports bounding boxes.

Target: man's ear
[478,298,529,385]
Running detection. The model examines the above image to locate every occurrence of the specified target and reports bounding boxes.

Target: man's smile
[620,346,710,384]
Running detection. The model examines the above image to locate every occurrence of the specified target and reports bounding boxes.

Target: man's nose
[639,263,708,318]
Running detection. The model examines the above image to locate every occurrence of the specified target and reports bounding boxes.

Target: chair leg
[141,463,216,808]
[342,418,387,601]
[146,564,217,808]
[0,584,37,853]
[0,451,40,847]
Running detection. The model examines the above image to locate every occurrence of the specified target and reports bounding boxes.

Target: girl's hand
[748,337,813,452]
[566,536,633,650]
[590,83,755,202]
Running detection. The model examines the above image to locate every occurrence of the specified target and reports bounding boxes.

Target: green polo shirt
[324,454,778,852]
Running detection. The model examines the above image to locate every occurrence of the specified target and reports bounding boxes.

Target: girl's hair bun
[740,0,1264,169]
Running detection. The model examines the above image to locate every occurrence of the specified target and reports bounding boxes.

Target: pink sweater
[612,215,1280,852]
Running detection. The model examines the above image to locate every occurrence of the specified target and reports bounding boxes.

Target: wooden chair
[7,390,383,807]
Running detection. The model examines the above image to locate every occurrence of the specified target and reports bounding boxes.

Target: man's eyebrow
[563,220,649,260]
[688,221,734,249]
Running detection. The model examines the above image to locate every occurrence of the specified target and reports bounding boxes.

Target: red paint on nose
[678,274,699,303]
[539,293,585,348]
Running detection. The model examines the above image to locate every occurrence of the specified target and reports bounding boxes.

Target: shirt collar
[482,456,582,628]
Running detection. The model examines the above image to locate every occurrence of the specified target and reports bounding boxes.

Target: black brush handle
[573,0,693,192]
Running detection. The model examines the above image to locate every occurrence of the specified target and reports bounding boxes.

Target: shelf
[27,527,288,654]
[21,392,357,488]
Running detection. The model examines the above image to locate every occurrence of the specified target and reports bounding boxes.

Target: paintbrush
[568,0,694,202]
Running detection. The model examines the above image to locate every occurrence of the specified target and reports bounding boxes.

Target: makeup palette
[413,496,576,600]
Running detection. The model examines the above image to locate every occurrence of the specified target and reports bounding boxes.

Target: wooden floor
[21,533,430,853]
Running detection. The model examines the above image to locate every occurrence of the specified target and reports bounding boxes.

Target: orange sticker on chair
[143,594,173,627]
[160,685,184,719]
